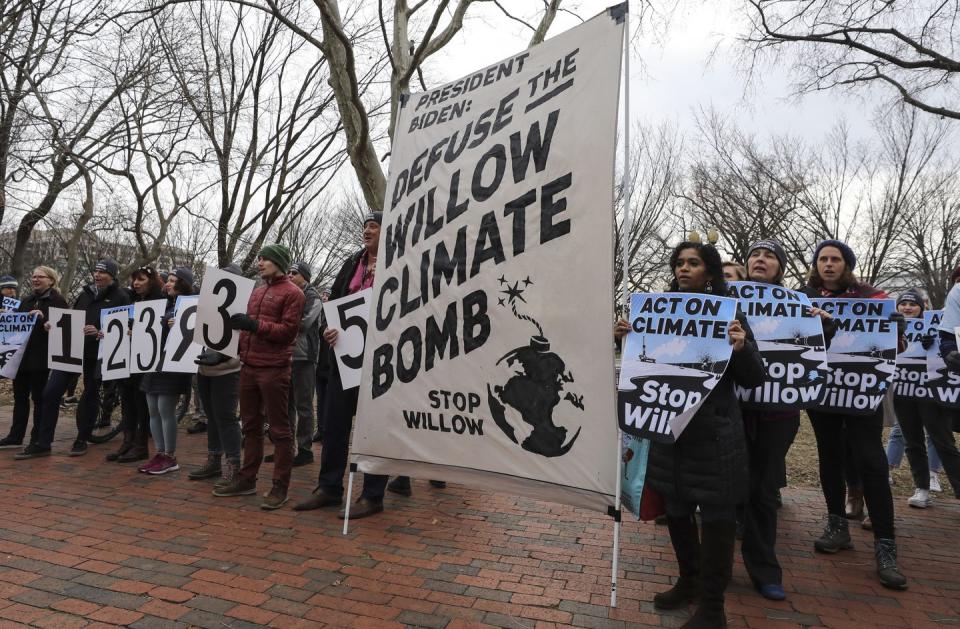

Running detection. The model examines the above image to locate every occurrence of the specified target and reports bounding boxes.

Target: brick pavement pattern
[0,406,958,628]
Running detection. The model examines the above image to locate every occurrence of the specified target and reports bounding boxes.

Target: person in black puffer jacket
[0,266,68,449]
[138,267,195,476]
[644,241,765,629]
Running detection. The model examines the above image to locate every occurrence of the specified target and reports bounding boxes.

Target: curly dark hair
[668,241,728,296]
[130,268,164,296]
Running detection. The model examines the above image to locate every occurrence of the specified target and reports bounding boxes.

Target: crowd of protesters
[3,224,960,629]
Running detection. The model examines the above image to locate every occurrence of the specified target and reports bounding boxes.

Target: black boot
[874,538,908,590]
[105,429,135,462]
[814,514,853,554]
[654,515,701,610]
[118,427,149,463]
[682,519,735,629]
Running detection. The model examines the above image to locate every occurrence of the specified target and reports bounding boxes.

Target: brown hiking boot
[261,482,288,510]
[212,476,257,497]
[214,458,239,489]
[188,453,222,480]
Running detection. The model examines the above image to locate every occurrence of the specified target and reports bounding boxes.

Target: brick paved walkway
[0,406,957,628]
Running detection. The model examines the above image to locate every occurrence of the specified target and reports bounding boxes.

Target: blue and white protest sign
[730,282,827,409]
[0,312,37,379]
[894,317,934,399]
[618,293,737,442]
[811,298,898,414]
[925,310,960,407]
[1,296,20,311]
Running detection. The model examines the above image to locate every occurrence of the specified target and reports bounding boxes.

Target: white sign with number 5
[322,288,371,390]
[195,266,255,359]
[47,307,84,373]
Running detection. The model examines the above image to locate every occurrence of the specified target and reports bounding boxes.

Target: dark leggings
[198,371,241,461]
[809,409,894,539]
[120,375,149,438]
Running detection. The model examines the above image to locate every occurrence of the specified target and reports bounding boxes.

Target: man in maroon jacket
[213,244,305,509]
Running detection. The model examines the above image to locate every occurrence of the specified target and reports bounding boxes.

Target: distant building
[0,228,196,297]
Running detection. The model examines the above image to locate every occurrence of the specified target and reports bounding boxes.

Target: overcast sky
[427,0,877,144]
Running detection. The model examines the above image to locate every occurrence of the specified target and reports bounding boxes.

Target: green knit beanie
[258,243,292,272]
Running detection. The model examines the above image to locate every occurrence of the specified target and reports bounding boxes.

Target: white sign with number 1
[322,289,371,390]
[195,266,255,359]
[47,307,84,373]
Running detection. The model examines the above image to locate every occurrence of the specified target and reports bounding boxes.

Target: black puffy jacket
[645,309,766,507]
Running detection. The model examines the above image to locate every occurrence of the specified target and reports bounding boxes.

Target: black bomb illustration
[486,276,583,457]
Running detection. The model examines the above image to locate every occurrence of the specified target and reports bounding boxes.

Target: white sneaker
[907,488,932,508]
[930,473,942,493]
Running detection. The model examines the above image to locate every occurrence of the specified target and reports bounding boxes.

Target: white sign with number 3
[322,289,371,390]
[47,307,84,373]
[131,300,166,374]
[195,266,255,359]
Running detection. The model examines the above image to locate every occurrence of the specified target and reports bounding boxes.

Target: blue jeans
[886,421,942,473]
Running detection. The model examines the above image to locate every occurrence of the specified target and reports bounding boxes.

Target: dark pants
[9,369,48,443]
[120,375,149,439]
[239,365,294,491]
[316,363,387,501]
[199,371,241,461]
[315,371,329,439]
[665,499,736,523]
[34,368,99,448]
[809,409,894,539]
[288,361,315,452]
[895,397,960,497]
[741,417,799,586]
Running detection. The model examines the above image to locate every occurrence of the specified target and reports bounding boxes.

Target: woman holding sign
[137,268,195,475]
[645,241,765,629]
[1,267,67,450]
[801,240,907,590]
[16,260,131,460]
[737,240,836,602]
[891,290,960,508]
[107,266,164,463]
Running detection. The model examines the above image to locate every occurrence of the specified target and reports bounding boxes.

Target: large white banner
[195,266,256,359]
[322,289,371,390]
[352,8,625,512]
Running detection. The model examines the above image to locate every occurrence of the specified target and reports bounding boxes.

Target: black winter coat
[73,281,132,363]
[16,288,69,372]
[645,309,766,507]
[140,297,192,396]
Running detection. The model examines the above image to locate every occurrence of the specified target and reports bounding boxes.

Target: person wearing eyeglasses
[0,267,68,451]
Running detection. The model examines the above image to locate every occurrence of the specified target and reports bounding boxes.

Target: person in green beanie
[214,243,305,510]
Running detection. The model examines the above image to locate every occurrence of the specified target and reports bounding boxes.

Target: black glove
[229,313,258,332]
[921,333,935,350]
[195,349,228,366]
[889,312,906,336]
[945,351,960,374]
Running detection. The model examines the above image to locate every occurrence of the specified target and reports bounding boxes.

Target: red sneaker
[148,454,180,475]
[138,453,162,473]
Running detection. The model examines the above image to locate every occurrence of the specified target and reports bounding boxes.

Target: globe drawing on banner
[486,275,583,457]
